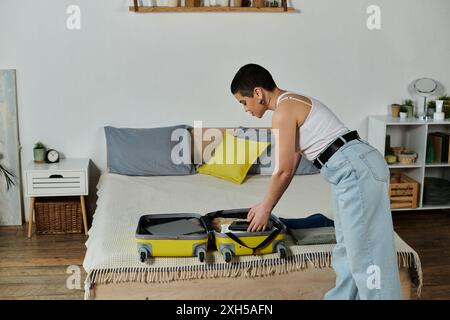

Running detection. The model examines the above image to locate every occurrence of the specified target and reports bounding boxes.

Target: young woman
[230,64,401,300]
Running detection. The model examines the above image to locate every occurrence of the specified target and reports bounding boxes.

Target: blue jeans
[319,138,401,300]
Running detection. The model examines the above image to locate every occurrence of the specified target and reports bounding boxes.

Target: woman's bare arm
[247,103,302,232]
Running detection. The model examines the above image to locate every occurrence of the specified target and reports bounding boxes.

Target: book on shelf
[428,132,450,163]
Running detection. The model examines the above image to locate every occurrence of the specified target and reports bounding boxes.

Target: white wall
[1,0,450,222]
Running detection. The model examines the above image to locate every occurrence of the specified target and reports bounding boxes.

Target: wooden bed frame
[90,264,414,300]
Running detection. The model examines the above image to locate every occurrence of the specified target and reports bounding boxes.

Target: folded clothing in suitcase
[289,227,336,245]
[281,214,336,245]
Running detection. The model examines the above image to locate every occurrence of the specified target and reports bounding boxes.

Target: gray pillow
[105,125,196,176]
[235,127,319,176]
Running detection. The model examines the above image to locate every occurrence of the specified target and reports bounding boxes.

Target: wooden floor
[392,210,450,300]
[0,227,87,299]
[0,210,449,300]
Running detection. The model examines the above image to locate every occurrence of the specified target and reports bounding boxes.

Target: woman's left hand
[247,201,273,232]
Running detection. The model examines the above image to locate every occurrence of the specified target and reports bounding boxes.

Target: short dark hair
[230,64,277,97]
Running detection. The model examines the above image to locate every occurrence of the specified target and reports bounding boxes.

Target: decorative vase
[217,0,229,6]
[391,104,401,118]
[435,100,444,113]
[33,148,46,163]
[399,112,408,119]
[231,0,242,6]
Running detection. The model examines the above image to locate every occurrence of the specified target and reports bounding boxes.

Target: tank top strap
[276,92,313,108]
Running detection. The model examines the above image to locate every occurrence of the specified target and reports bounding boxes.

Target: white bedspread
[83,172,332,271]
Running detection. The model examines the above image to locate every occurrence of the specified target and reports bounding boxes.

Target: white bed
[83,171,422,300]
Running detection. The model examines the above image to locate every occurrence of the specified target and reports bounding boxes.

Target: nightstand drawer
[26,171,87,196]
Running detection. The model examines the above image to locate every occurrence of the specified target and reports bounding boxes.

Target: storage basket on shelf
[423,177,450,205]
[34,197,83,234]
[389,173,420,209]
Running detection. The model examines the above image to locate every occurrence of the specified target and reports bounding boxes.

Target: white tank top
[276,92,350,161]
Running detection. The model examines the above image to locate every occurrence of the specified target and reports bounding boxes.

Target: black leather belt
[313,130,360,170]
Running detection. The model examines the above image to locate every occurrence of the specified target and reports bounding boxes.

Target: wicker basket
[398,152,418,164]
[35,197,83,234]
[389,173,420,209]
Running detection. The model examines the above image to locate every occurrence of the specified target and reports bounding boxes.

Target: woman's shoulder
[274,100,311,128]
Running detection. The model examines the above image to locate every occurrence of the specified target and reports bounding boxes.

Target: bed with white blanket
[83,171,422,300]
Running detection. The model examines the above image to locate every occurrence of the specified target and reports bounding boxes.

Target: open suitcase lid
[135,213,209,240]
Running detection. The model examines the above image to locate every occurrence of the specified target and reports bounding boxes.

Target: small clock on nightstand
[45,149,60,163]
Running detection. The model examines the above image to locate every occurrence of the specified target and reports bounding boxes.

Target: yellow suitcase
[135,213,210,263]
[206,209,287,263]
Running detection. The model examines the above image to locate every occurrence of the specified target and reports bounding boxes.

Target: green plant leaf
[0,163,16,191]
[34,141,45,149]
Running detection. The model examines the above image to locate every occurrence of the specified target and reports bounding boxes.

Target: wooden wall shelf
[130,0,296,13]
[129,6,296,12]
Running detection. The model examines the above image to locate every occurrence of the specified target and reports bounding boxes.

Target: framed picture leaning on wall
[0,70,22,226]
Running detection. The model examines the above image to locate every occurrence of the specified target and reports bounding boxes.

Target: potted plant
[399,106,408,119]
[428,96,450,118]
[428,100,436,109]
[33,142,46,163]
[0,152,15,191]
[403,99,414,118]
[439,95,450,119]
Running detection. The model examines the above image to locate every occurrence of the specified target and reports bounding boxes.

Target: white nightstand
[25,158,90,238]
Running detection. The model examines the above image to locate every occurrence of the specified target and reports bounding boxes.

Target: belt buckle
[338,136,347,144]
[316,157,325,167]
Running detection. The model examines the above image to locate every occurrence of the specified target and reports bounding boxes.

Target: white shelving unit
[368,115,450,211]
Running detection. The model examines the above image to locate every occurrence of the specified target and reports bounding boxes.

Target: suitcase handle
[225,228,281,255]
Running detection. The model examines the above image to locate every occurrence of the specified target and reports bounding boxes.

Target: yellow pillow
[197,131,270,184]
